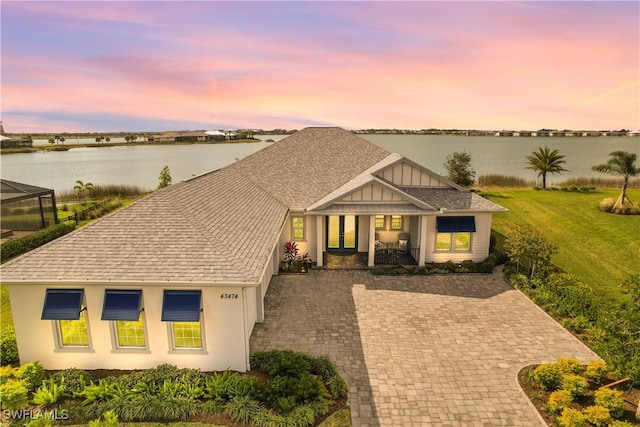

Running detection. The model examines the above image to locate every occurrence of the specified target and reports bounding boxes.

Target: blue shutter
[41,289,84,320]
[161,290,201,321]
[436,216,476,232]
[102,290,142,321]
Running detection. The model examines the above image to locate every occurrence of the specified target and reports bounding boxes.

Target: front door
[326,215,357,252]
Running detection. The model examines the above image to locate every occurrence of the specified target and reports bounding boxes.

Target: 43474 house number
[220,293,239,299]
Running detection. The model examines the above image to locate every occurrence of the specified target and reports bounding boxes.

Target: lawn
[483,188,640,302]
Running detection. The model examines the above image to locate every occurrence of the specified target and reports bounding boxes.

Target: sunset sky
[2,1,639,133]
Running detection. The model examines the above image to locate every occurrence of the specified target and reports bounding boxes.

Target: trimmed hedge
[1,221,75,262]
[372,253,505,275]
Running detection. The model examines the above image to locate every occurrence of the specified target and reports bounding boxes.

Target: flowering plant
[281,241,312,272]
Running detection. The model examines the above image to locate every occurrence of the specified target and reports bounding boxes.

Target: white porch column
[316,215,324,267]
[419,215,428,266]
[368,215,376,267]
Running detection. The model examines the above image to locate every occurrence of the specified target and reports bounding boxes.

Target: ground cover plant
[483,188,640,302]
[518,358,640,426]
[0,350,348,426]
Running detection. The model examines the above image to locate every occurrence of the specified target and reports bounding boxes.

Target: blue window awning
[436,216,476,233]
[161,290,201,322]
[42,289,84,320]
[102,290,142,321]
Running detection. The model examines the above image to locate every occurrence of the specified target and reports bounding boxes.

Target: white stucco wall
[8,283,251,372]
[280,214,317,263]
[424,213,492,263]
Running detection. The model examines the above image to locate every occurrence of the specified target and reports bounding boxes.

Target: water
[1,135,638,194]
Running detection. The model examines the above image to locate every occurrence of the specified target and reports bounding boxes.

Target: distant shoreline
[0,138,265,155]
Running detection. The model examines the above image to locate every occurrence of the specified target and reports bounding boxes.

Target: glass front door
[326,215,357,252]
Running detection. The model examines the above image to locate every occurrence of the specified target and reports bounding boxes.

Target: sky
[1,1,639,133]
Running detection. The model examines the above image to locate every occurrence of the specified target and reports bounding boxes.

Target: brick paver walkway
[250,269,599,426]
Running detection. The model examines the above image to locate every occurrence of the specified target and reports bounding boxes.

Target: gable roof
[229,127,391,209]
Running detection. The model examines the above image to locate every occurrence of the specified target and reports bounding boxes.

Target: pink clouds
[1,1,638,132]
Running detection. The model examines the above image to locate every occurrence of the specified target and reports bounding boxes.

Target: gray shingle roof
[399,187,507,211]
[230,127,391,209]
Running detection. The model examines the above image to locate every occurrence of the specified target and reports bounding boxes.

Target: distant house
[0,122,33,149]
[1,128,505,372]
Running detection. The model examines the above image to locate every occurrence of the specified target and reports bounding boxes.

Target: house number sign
[220,293,239,299]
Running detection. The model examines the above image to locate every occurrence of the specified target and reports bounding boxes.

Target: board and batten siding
[340,182,408,203]
[376,161,449,187]
[424,213,492,263]
[8,284,249,372]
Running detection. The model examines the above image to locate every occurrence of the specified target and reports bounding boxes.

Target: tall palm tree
[525,146,568,189]
[592,151,640,211]
[74,180,94,203]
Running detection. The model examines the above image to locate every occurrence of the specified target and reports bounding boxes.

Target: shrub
[224,395,262,424]
[547,389,573,412]
[1,221,76,261]
[87,410,119,427]
[32,378,68,405]
[558,407,587,427]
[532,363,562,391]
[598,198,616,212]
[49,367,92,394]
[251,350,311,378]
[556,357,583,375]
[0,365,15,384]
[584,361,607,383]
[593,387,625,418]
[286,403,316,426]
[0,326,19,366]
[16,361,45,391]
[0,378,29,409]
[561,374,588,398]
[609,421,635,427]
[582,405,612,427]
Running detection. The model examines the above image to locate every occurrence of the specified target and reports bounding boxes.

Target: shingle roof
[399,187,507,211]
[229,127,390,209]
[1,166,287,283]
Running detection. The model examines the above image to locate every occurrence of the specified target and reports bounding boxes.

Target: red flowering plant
[280,241,312,273]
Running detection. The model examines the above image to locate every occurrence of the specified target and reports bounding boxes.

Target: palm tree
[592,151,640,211]
[525,146,568,189]
[74,180,94,203]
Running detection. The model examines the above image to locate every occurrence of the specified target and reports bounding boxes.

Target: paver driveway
[250,269,599,426]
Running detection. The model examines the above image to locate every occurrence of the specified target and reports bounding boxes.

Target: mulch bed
[518,365,640,425]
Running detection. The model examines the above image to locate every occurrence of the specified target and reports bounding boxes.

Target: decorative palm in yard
[592,150,640,212]
[525,146,568,189]
[74,180,94,203]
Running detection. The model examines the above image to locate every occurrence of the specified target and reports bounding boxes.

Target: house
[1,127,505,372]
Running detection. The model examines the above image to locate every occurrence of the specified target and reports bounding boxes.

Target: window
[435,216,475,252]
[58,312,90,346]
[115,315,146,347]
[435,232,472,252]
[102,290,146,349]
[172,322,202,348]
[374,215,385,230]
[42,289,90,348]
[162,290,203,350]
[291,216,305,240]
[390,215,403,230]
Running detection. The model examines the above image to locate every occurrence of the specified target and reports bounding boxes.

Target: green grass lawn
[483,188,640,302]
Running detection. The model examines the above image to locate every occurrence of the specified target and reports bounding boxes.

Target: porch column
[316,215,324,267]
[419,215,428,266]
[368,215,376,267]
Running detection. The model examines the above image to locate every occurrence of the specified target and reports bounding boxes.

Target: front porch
[323,249,419,269]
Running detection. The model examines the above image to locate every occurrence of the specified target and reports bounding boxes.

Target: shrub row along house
[1,127,505,372]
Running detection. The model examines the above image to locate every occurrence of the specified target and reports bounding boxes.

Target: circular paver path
[250,269,599,426]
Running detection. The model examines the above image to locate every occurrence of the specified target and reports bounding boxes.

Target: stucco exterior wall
[280,214,317,263]
[8,284,251,372]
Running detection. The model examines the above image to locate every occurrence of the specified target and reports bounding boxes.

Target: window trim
[110,313,149,352]
[291,215,306,241]
[374,215,386,230]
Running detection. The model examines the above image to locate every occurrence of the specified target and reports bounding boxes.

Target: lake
[1,135,638,194]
